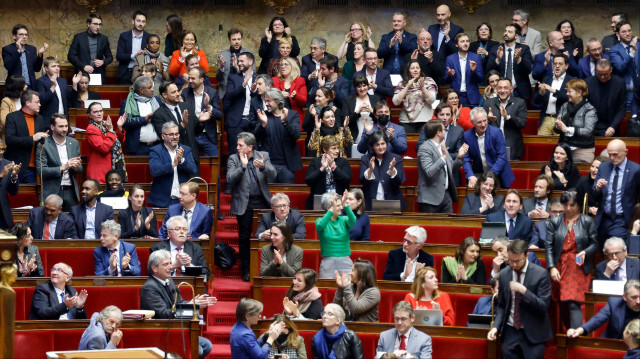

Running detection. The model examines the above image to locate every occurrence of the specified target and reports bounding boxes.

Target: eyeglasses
[550,210,565,215]
[169,227,188,232]
[393,316,411,322]
[51,267,69,275]
[272,204,289,209]
[321,311,336,317]
[403,239,418,245]
[478,27,490,31]
[163,132,180,137]
[606,251,624,257]
[350,28,362,32]
[507,258,526,264]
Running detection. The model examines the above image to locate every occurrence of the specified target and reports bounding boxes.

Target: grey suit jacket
[417,139,458,206]
[517,27,542,56]
[259,244,303,277]
[376,327,432,359]
[226,151,276,216]
[36,136,82,202]
[215,47,254,99]
[78,312,117,350]
[522,197,550,216]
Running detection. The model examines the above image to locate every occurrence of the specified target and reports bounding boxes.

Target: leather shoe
[218,213,225,221]
[242,273,250,282]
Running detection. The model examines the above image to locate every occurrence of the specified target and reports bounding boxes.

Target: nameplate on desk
[592,280,624,296]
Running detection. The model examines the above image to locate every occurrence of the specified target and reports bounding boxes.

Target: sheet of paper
[89,73,102,86]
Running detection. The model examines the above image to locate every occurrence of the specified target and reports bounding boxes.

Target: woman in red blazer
[272,57,307,129]
[85,102,126,184]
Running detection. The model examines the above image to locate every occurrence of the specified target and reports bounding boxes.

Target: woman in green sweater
[317,190,356,278]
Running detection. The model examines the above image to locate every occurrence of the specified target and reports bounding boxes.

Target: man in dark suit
[382,226,434,281]
[29,262,89,320]
[596,236,640,281]
[227,132,276,281]
[36,57,69,123]
[253,88,301,184]
[532,31,579,82]
[148,122,198,208]
[140,249,214,359]
[522,175,553,219]
[5,90,49,184]
[444,34,484,107]
[0,156,19,230]
[378,12,417,75]
[150,216,210,279]
[416,119,458,213]
[485,189,533,243]
[247,75,272,131]
[255,193,306,239]
[115,10,150,84]
[462,107,515,189]
[300,37,337,87]
[94,220,141,276]
[355,48,394,100]
[427,4,464,58]
[71,179,115,240]
[407,29,445,85]
[602,12,627,53]
[158,182,213,240]
[121,76,161,155]
[27,194,78,239]
[608,22,639,117]
[216,28,254,100]
[67,13,113,83]
[593,139,640,246]
[376,301,433,358]
[586,59,628,136]
[222,52,258,154]
[486,24,533,100]
[531,54,572,136]
[578,39,609,78]
[36,115,82,212]
[181,67,222,157]
[483,78,527,160]
[152,81,204,166]
[487,239,552,359]
[306,56,350,108]
[356,100,407,156]
[567,279,640,339]
[2,24,47,89]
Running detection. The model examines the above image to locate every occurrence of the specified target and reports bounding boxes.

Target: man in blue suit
[596,236,640,281]
[485,23,533,100]
[357,101,407,156]
[567,279,640,339]
[121,76,161,155]
[444,33,484,107]
[67,14,113,83]
[71,179,115,240]
[531,54,572,135]
[94,220,141,276]
[115,10,150,84]
[29,262,88,320]
[36,57,69,123]
[181,67,222,156]
[78,306,123,350]
[593,139,640,246]
[158,182,213,240]
[355,48,394,99]
[377,12,417,74]
[305,56,350,108]
[608,22,639,116]
[532,31,579,82]
[462,107,515,189]
[148,122,198,208]
[223,52,258,154]
[382,226,434,281]
[473,276,500,315]
[485,190,533,243]
[427,4,464,58]
[578,39,609,78]
[2,24,47,89]
[27,194,78,239]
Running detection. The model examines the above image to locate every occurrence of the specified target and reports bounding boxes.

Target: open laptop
[313,195,324,211]
[479,222,507,244]
[371,199,401,212]
[413,309,443,326]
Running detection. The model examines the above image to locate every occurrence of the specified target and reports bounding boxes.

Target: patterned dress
[553,219,590,303]
[307,127,353,158]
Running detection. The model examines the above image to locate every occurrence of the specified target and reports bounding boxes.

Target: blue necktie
[508,219,515,239]
[61,293,71,319]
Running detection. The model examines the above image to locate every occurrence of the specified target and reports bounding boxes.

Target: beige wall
[0,0,637,80]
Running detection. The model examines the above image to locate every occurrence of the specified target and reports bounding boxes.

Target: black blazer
[4,110,48,169]
[67,31,113,81]
[257,35,300,74]
[36,76,70,122]
[117,206,159,239]
[486,43,533,99]
[596,257,640,280]
[149,239,210,277]
[304,156,352,210]
[428,23,464,57]
[222,72,258,129]
[341,93,380,138]
[29,282,88,320]
[115,30,151,80]
[460,193,504,215]
[531,74,572,120]
[545,214,598,274]
[359,151,407,211]
[150,102,200,164]
[252,110,302,172]
[483,96,528,160]
[585,75,628,135]
[0,158,18,229]
[70,202,115,239]
[2,43,43,89]
[353,68,394,99]
[441,258,487,285]
[405,50,446,85]
[27,207,78,239]
[300,52,337,85]
[140,276,186,319]
[382,248,434,281]
[181,87,222,145]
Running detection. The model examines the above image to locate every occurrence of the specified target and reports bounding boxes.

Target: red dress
[85,124,125,184]
[272,76,308,128]
[403,291,456,326]
[553,219,590,302]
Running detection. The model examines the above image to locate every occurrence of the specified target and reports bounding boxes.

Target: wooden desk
[555,334,627,359]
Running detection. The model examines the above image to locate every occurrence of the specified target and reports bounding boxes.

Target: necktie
[44,221,50,240]
[399,334,406,350]
[613,267,620,281]
[163,282,173,298]
[626,46,631,54]
[610,166,620,217]
[513,271,523,329]
[537,202,544,209]
[61,292,71,319]
[508,218,515,239]
[174,107,182,125]
[176,247,183,275]
[110,248,119,276]
[506,48,513,81]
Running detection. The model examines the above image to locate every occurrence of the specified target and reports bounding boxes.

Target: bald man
[427,5,464,58]
[532,31,579,81]
[593,139,640,247]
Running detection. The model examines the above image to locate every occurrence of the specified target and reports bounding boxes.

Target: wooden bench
[555,334,627,359]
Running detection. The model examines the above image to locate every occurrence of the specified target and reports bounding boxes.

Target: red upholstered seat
[566,347,624,359]
[53,330,92,351]
[13,330,54,359]
[75,286,141,314]
[450,293,485,327]
[9,192,39,208]
[122,328,194,358]
[591,302,608,338]
[44,248,96,277]
[432,337,488,359]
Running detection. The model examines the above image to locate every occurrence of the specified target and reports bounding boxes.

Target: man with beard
[532,31,580,81]
[602,12,627,53]
[2,24,48,89]
[585,59,628,137]
[223,52,258,154]
[608,22,639,118]
[357,101,406,156]
[483,78,527,160]
[522,175,553,219]
[115,10,151,84]
[444,33,483,107]
[486,23,533,100]
[427,4,464,58]
[355,48,393,100]
[216,28,253,99]
[78,306,123,350]
[532,53,572,136]
[408,29,445,85]
[181,67,221,156]
[71,178,115,239]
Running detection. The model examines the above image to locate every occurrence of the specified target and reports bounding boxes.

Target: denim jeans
[196,135,218,157]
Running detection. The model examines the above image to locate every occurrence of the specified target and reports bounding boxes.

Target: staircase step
[211,277,250,301]
[203,325,235,344]
[207,301,238,326]
[207,344,231,359]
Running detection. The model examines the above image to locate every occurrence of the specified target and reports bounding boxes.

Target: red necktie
[399,334,406,350]
[110,249,119,276]
[44,221,50,240]
[513,271,523,329]
[175,247,183,275]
